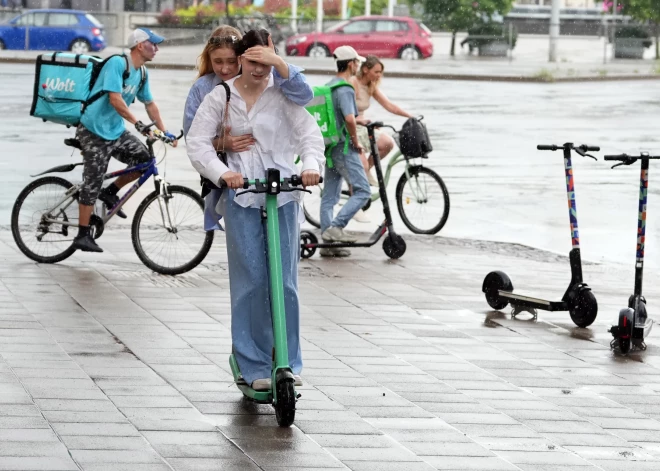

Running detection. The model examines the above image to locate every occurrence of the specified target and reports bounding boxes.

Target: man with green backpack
[316,46,371,257]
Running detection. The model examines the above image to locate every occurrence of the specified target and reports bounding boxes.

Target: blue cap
[128,27,165,47]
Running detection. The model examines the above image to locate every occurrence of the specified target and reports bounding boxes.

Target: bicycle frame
[368,150,424,203]
[41,156,173,231]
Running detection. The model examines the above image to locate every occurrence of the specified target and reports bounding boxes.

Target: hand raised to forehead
[242,36,279,66]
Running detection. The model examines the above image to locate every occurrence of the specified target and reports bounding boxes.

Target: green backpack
[305,80,354,168]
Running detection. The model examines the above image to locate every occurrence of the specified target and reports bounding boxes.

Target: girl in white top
[187,29,324,390]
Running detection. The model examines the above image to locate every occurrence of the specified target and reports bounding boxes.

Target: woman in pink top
[349,55,413,186]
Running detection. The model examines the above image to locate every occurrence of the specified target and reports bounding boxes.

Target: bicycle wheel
[396,165,450,235]
[132,185,213,275]
[11,176,78,264]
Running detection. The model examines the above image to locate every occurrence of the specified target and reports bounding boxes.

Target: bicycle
[302,116,450,235]
[11,123,214,275]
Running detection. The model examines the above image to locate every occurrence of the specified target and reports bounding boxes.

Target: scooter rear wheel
[616,308,634,354]
[569,289,598,328]
[274,379,296,427]
[300,231,318,259]
[482,271,513,310]
[383,234,406,259]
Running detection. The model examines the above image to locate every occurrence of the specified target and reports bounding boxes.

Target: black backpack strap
[216,81,230,102]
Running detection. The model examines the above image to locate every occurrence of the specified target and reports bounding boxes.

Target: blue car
[0,9,106,53]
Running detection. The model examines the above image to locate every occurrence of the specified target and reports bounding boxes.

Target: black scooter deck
[499,291,566,311]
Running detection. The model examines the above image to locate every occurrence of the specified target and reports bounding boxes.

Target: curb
[3,56,660,83]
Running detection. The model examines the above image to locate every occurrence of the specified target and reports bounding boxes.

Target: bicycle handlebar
[537,144,600,152]
[139,121,183,146]
[605,153,660,161]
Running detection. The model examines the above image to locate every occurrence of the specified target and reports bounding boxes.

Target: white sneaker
[367,170,379,187]
[352,209,371,223]
[322,226,357,243]
[251,378,271,391]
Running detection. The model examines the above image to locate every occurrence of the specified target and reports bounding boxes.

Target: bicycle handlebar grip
[537,145,556,151]
[319,176,324,184]
[585,146,600,152]
[604,155,627,161]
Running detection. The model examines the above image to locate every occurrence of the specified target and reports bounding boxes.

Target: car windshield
[418,22,432,35]
[326,20,350,33]
[85,14,103,28]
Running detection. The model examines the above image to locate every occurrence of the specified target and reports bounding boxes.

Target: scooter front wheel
[274,379,296,427]
[569,289,598,328]
[383,234,406,259]
[616,308,634,354]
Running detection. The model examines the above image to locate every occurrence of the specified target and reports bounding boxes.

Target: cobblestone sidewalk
[0,229,659,471]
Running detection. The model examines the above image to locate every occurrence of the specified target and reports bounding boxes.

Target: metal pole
[291,0,297,34]
[365,0,370,16]
[603,20,608,64]
[612,0,617,49]
[549,0,560,62]
[341,0,347,19]
[387,0,395,17]
[316,0,323,33]
[508,22,513,63]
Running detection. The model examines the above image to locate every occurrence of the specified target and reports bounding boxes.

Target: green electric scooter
[224,169,321,427]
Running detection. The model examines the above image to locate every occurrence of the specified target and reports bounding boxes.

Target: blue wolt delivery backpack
[30,52,145,127]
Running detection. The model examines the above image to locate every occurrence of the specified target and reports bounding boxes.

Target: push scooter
[606,153,659,353]
[300,121,407,260]
[225,169,319,427]
[482,143,599,327]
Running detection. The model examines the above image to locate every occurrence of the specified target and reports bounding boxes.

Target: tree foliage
[422,0,515,55]
[622,0,660,58]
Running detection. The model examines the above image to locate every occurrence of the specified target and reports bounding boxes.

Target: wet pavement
[0,222,659,470]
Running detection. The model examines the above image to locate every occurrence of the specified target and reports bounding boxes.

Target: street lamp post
[365,0,371,16]
[387,0,395,17]
[316,0,323,33]
[548,0,560,62]
[291,0,298,34]
[341,0,348,19]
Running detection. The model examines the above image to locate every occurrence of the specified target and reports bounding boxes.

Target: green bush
[615,24,652,48]
[465,22,517,49]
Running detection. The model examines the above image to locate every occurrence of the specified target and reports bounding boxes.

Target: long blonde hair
[357,55,385,96]
[196,25,242,79]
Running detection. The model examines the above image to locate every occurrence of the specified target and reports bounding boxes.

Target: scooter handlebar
[218,175,323,189]
[537,145,558,151]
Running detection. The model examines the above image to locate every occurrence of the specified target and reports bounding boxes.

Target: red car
[285,15,433,60]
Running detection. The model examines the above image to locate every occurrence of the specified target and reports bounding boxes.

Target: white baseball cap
[333,45,365,62]
[127,27,165,48]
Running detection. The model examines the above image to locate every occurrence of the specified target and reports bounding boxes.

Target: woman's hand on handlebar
[301,170,321,188]
[220,171,245,190]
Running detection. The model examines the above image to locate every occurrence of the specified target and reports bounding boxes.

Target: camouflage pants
[76,125,150,206]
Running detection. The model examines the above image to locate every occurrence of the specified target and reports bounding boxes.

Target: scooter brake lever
[282,188,312,195]
[584,153,597,161]
[235,189,261,197]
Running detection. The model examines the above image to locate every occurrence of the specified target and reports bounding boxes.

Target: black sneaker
[99,189,126,219]
[72,234,103,253]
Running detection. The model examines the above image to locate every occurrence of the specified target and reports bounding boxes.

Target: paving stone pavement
[0,227,659,471]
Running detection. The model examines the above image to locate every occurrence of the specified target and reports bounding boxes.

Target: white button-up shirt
[186,75,325,218]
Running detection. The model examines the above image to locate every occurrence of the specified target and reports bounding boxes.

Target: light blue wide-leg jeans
[220,191,302,385]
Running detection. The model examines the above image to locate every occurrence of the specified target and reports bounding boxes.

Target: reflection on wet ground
[2,64,659,273]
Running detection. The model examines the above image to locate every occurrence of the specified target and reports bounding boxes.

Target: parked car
[0,9,106,53]
[285,15,433,60]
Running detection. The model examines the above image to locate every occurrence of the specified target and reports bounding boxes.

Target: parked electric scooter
[606,153,659,353]
[225,169,321,427]
[482,143,599,327]
[300,121,407,260]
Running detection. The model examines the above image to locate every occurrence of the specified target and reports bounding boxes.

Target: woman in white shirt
[187,30,324,391]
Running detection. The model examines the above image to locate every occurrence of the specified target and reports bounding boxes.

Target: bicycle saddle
[64,138,81,149]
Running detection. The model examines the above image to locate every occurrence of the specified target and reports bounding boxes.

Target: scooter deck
[498,291,565,311]
[229,354,272,404]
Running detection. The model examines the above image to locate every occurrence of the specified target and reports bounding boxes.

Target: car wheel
[70,39,90,54]
[0,39,5,50]
[307,44,330,58]
[399,45,421,60]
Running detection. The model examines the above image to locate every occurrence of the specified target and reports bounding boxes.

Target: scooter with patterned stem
[606,153,659,354]
[482,143,599,327]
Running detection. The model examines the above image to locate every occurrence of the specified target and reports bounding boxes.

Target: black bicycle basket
[399,117,432,158]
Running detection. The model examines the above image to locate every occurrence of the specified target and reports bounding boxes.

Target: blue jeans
[220,191,302,384]
[320,145,371,233]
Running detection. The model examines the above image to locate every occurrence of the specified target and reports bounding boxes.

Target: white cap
[333,45,365,62]
[127,27,165,49]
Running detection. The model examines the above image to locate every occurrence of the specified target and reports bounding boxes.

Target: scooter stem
[634,157,649,297]
[265,175,290,371]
